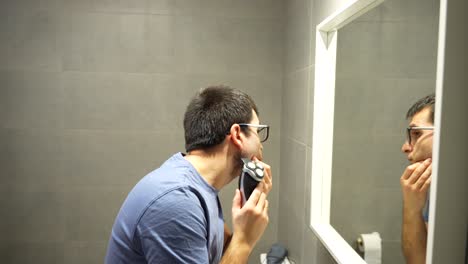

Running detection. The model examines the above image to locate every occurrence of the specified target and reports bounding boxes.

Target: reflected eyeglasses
[406,126,434,146]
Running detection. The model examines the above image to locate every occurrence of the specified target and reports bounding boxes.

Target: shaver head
[241,158,265,182]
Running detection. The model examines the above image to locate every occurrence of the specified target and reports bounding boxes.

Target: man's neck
[184,146,240,190]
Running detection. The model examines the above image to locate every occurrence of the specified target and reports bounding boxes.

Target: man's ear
[229,124,243,149]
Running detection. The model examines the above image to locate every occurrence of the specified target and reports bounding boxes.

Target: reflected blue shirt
[105,153,224,264]
[423,196,429,222]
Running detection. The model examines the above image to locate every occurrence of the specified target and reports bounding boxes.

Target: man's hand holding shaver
[231,188,269,250]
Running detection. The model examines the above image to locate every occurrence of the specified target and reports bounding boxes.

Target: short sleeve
[136,188,209,263]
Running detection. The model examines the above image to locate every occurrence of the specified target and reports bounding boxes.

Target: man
[105,85,273,263]
[400,94,435,264]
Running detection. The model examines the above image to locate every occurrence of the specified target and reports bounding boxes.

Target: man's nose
[401,141,412,153]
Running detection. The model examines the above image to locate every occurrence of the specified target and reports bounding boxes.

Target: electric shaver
[239,158,265,206]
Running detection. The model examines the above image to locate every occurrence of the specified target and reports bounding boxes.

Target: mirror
[310,0,440,263]
[330,0,439,263]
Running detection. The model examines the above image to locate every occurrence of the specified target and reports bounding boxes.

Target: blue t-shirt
[423,196,429,222]
[105,153,224,264]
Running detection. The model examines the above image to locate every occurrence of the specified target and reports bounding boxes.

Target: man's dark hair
[406,93,436,123]
[184,85,258,152]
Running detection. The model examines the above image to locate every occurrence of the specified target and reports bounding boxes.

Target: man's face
[240,110,264,161]
[401,107,434,163]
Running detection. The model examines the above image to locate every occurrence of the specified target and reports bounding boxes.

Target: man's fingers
[256,191,266,210]
[258,181,266,192]
[264,165,272,183]
[245,188,262,206]
[251,158,272,194]
[408,162,427,184]
[263,199,269,214]
[402,162,421,180]
[408,159,431,184]
[261,171,272,190]
[232,189,242,210]
[421,177,432,192]
[415,164,432,190]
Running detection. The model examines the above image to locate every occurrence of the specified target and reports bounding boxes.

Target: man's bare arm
[223,223,232,253]
[402,208,427,264]
[400,159,432,264]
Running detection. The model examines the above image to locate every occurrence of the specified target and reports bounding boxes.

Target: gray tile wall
[279,0,318,263]
[279,0,438,263]
[0,0,283,263]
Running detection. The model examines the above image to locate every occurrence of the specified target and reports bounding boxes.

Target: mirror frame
[309,0,384,263]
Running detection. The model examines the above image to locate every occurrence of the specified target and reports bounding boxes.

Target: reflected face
[401,107,434,163]
[241,110,264,161]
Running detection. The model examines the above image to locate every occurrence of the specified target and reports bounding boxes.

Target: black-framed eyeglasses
[239,123,270,143]
[406,126,434,146]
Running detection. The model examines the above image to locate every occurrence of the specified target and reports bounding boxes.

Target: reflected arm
[402,209,427,264]
[400,161,431,264]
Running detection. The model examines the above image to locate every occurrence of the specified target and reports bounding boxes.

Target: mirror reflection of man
[400,94,435,264]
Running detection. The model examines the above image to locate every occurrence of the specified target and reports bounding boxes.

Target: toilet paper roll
[357,232,382,264]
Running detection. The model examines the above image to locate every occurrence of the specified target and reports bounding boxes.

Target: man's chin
[409,157,427,164]
[255,150,263,161]
[407,156,420,164]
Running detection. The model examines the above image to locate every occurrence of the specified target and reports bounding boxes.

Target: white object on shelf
[260,253,291,264]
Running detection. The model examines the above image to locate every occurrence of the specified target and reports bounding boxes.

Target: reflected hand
[400,158,432,213]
